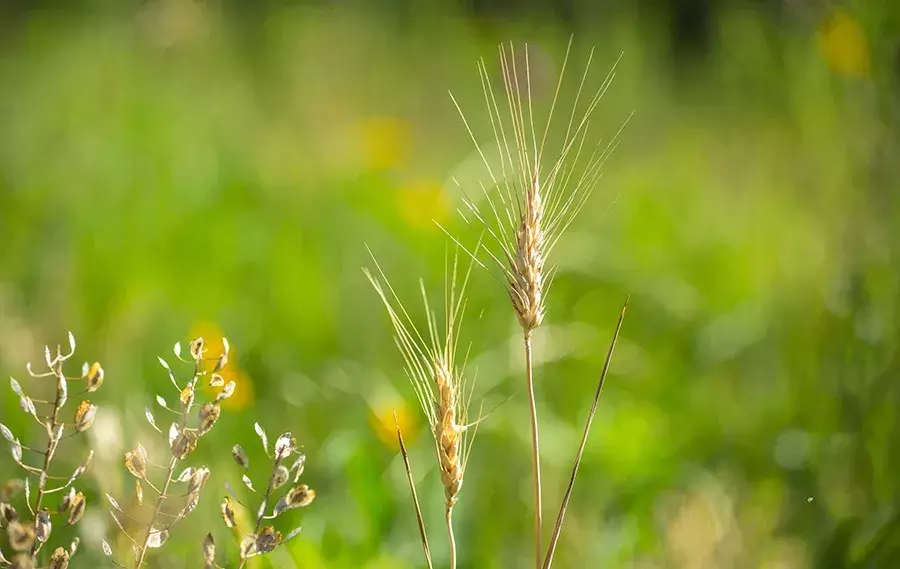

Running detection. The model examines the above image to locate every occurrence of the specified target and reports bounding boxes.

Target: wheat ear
[447,38,627,567]
[365,247,479,569]
[1,333,95,569]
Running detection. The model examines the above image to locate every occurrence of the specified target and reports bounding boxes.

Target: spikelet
[448,39,628,333]
[365,248,479,512]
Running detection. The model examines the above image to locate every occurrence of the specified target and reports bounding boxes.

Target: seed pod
[221,497,236,528]
[73,401,96,433]
[35,509,51,543]
[198,403,220,436]
[85,362,104,392]
[239,535,256,559]
[255,526,282,555]
[58,488,75,513]
[231,444,249,470]
[7,521,35,551]
[216,381,235,402]
[172,429,199,459]
[135,481,143,506]
[1,479,23,502]
[124,446,148,479]
[274,433,295,460]
[67,493,85,526]
[48,547,70,569]
[179,381,196,408]
[1,502,18,523]
[10,553,34,569]
[213,352,227,372]
[209,373,225,387]
[188,467,210,495]
[271,466,289,490]
[285,484,316,509]
[145,527,169,549]
[189,337,205,361]
[202,533,215,568]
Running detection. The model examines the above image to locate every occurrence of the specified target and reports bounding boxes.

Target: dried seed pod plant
[365,250,480,569]
[213,424,312,568]
[0,333,94,569]
[103,337,233,568]
[447,39,629,568]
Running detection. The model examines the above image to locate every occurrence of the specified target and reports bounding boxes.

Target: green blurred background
[2,0,900,567]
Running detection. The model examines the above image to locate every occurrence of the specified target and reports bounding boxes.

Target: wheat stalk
[446,38,628,567]
[542,296,628,569]
[0,333,96,569]
[365,247,479,569]
[102,337,233,568]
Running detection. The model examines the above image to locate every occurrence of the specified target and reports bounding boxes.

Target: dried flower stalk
[215,424,311,568]
[447,39,628,567]
[103,337,233,568]
[365,249,480,569]
[1,333,94,568]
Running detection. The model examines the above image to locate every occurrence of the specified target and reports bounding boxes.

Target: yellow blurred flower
[819,10,870,78]
[359,116,409,171]
[368,395,419,451]
[188,322,254,410]
[396,179,451,230]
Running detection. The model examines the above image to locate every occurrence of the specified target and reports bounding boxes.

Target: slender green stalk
[136,456,178,567]
[542,296,628,569]
[395,412,433,569]
[446,506,457,569]
[524,331,543,569]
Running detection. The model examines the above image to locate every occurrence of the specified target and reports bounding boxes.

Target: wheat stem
[542,296,628,569]
[524,332,543,569]
[394,412,433,569]
[445,506,457,569]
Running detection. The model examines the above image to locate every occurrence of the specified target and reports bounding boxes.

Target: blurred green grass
[1,2,900,568]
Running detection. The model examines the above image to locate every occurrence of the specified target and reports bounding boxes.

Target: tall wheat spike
[365,248,480,569]
[446,38,629,568]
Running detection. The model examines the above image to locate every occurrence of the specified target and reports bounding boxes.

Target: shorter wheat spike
[365,247,480,569]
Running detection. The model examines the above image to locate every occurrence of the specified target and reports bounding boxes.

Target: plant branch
[542,295,628,569]
[29,358,65,559]
[394,411,433,569]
